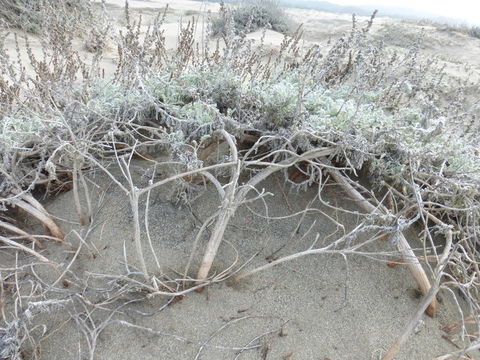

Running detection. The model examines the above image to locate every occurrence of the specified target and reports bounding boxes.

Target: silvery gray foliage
[211,0,294,36]
[0,3,480,356]
[0,320,21,360]
[0,299,71,360]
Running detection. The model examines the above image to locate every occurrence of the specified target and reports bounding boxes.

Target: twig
[433,341,480,360]
[0,235,51,264]
[382,224,452,359]
[10,196,64,242]
[0,220,42,248]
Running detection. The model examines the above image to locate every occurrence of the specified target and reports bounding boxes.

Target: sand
[0,158,467,359]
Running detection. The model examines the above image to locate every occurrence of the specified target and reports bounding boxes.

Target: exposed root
[195,130,240,287]
[441,314,477,334]
[387,255,439,268]
[10,197,64,242]
[0,219,42,248]
[0,235,52,263]
[382,217,452,359]
[326,166,438,317]
[433,342,480,360]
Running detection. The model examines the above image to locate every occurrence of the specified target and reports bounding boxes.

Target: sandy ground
[2,1,480,359]
[13,159,465,359]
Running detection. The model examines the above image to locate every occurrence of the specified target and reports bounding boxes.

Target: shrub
[185,9,200,16]
[1,7,480,359]
[0,0,92,34]
[0,0,42,32]
[469,25,480,39]
[211,0,294,36]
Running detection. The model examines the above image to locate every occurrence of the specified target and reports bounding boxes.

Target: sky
[325,0,480,25]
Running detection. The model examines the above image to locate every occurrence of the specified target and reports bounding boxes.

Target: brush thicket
[1,3,479,359]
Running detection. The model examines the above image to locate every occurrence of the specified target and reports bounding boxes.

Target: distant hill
[280,0,372,16]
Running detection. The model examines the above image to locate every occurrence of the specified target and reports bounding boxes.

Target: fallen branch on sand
[230,155,439,316]
[381,212,452,360]
[0,219,42,247]
[0,234,52,263]
[9,194,64,242]
[325,166,438,317]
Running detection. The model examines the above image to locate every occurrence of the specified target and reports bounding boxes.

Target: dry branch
[0,219,41,247]
[196,144,333,286]
[72,160,89,226]
[196,130,240,285]
[382,227,452,359]
[326,166,438,317]
[0,235,51,263]
[433,342,480,360]
[387,255,439,268]
[10,197,64,242]
[231,224,364,283]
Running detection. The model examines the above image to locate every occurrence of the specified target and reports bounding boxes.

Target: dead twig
[10,195,64,242]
